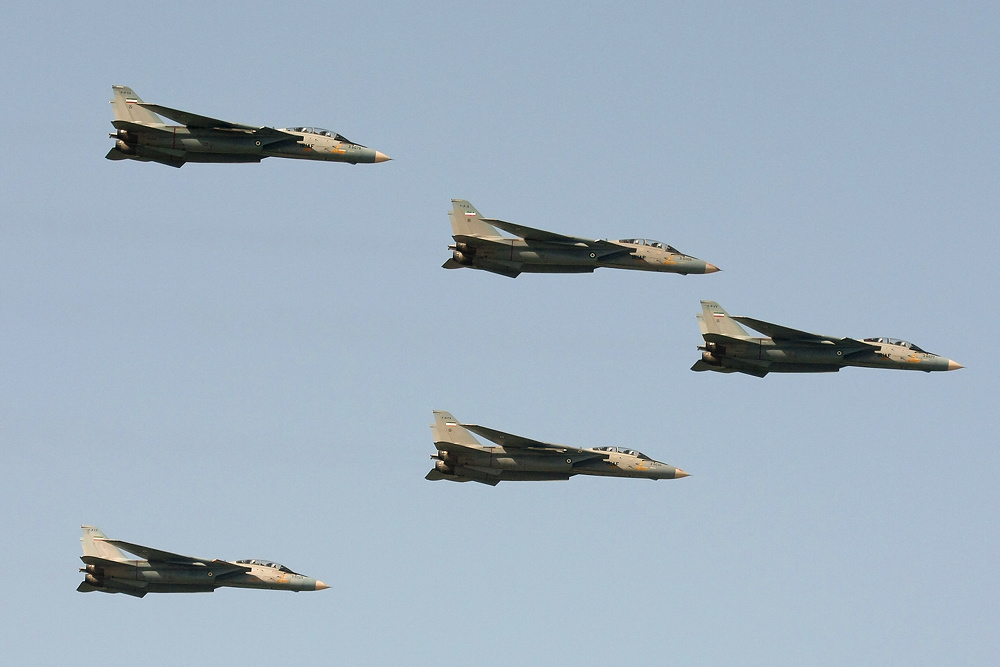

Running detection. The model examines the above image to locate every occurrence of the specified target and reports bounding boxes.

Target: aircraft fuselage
[700,338,957,373]
[111,126,386,164]
[432,445,686,482]
[453,238,716,275]
[80,559,325,594]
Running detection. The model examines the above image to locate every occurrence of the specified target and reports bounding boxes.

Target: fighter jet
[106,85,390,168]
[691,300,963,377]
[442,199,719,278]
[76,525,329,597]
[426,411,689,485]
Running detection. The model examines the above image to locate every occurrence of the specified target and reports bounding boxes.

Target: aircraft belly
[141,130,264,156]
[762,346,847,365]
[498,471,573,481]
[108,581,215,594]
[760,363,841,373]
[488,455,575,472]
[513,247,595,266]
[140,568,217,586]
[518,265,595,274]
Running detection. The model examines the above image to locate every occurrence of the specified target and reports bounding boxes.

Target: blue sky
[2,2,997,665]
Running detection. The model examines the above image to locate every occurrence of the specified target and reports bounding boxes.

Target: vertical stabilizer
[81,525,129,561]
[431,411,482,447]
[449,200,503,238]
[699,301,752,338]
[110,85,165,125]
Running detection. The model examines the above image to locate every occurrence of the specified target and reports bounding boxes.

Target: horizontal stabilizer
[111,119,173,134]
[81,555,131,567]
[442,258,464,270]
[691,360,738,373]
[470,258,522,278]
[703,332,749,345]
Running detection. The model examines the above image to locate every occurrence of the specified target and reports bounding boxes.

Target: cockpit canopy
[863,337,928,353]
[593,446,653,460]
[235,559,299,574]
[616,238,681,253]
[283,127,356,144]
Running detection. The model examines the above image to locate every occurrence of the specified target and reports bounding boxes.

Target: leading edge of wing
[136,103,297,139]
[482,218,624,249]
[101,539,210,565]
[730,316,839,342]
[460,424,608,458]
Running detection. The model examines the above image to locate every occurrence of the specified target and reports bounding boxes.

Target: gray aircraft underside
[427,411,689,485]
[443,199,720,278]
[692,300,963,377]
[106,85,390,168]
[76,526,328,597]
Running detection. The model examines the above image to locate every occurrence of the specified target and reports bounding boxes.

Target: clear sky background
[1,2,997,665]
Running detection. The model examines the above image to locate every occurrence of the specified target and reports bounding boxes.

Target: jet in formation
[692,300,963,377]
[442,199,719,278]
[76,525,329,597]
[106,85,390,168]
[427,411,689,485]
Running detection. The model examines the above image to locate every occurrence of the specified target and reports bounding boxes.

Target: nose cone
[703,263,721,274]
[314,580,330,591]
[673,468,690,479]
[374,151,391,163]
[946,359,963,371]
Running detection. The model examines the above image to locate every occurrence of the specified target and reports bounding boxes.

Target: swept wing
[461,423,610,459]
[731,316,878,349]
[137,103,300,140]
[483,218,628,251]
[101,539,249,573]
[732,316,838,342]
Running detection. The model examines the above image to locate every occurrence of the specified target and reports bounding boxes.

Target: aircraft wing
[137,104,298,140]
[483,218,626,250]
[730,316,839,342]
[731,317,881,349]
[101,539,248,574]
[461,424,609,459]
[136,103,254,129]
